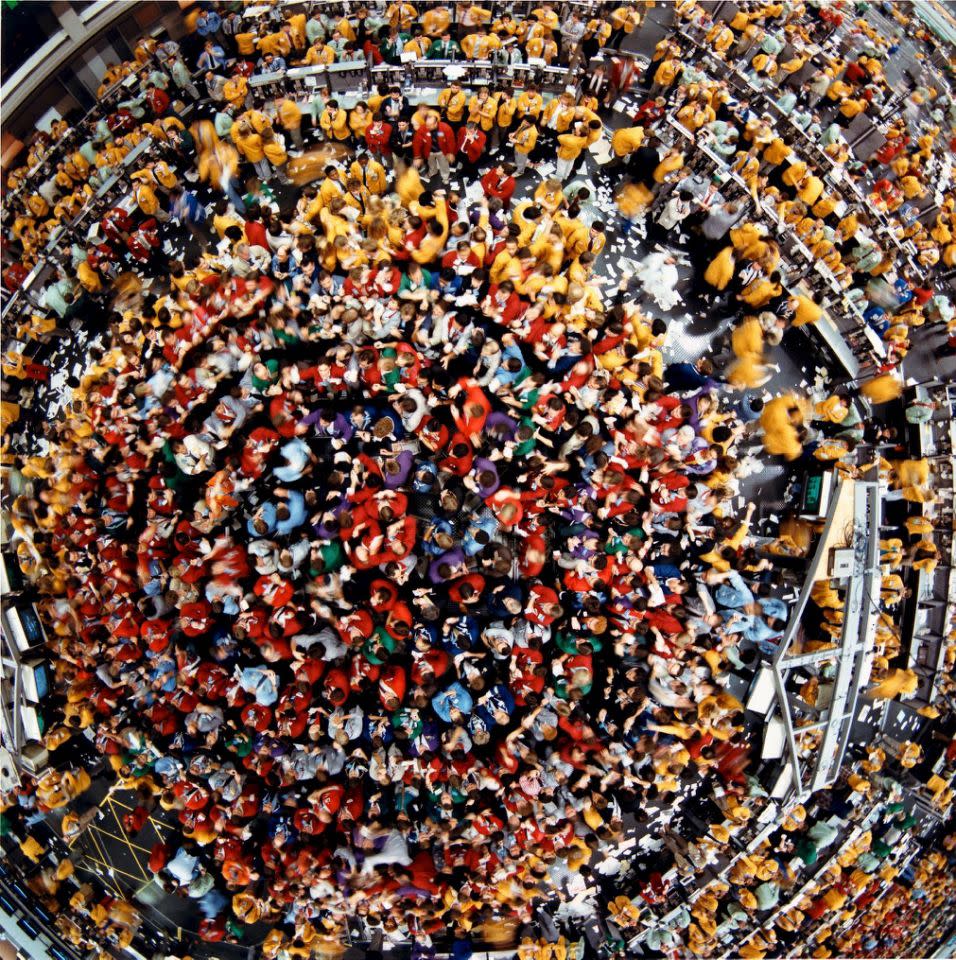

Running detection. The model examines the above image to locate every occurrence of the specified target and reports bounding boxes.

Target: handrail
[771,474,850,796]
[810,474,882,791]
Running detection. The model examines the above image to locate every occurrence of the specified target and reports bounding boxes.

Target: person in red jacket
[450,377,491,441]
[456,121,486,178]
[126,218,161,266]
[441,240,481,272]
[874,134,909,166]
[244,208,270,249]
[844,59,867,85]
[2,261,29,291]
[107,108,136,136]
[608,54,639,104]
[413,114,456,181]
[365,117,393,161]
[480,163,517,208]
[145,84,170,116]
[100,206,133,246]
[634,96,666,128]
[482,280,525,325]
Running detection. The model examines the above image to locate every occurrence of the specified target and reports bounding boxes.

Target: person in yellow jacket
[37,767,92,810]
[315,168,346,210]
[559,214,589,260]
[275,96,304,151]
[496,87,518,147]
[76,259,104,294]
[212,198,243,239]
[653,148,685,185]
[555,124,588,181]
[707,23,735,55]
[616,181,653,237]
[900,173,927,200]
[261,128,290,183]
[526,34,558,63]
[410,101,440,130]
[608,6,640,46]
[532,179,564,217]
[350,155,388,195]
[488,240,522,285]
[52,163,75,192]
[586,17,613,49]
[531,4,560,31]
[423,4,451,36]
[320,100,350,142]
[410,200,449,265]
[760,394,807,460]
[223,74,248,110]
[300,39,336,65]
[258,28,292,58]
[835,210,860,243]
[516,84,544,121]
[438,82,468,125]
[705,246,736,292]
[867,666,920,701]
[97,139,130,170]
[609,126,644,167]
[651,56,680,94]
[738,271,782,308]
[235,31,257,56]
[404,30,432,59]
[541,92,576,133]
[152,159,178,191]
[908,538,939,573]
[24,192,51,219]
[860,372,903,405]
[316,198,349,246]
[467,88,499,133]
[286,11,307,50]
[763,136,792,167]
[796,173,825,206]
[727,317,769,389]
[385,1,418,29]
[810,193,838,220]
[461,26,501,59]
[19,835,47,863]
[133,180,162,218]
[509,118,538,176]
[840,97,867,120]
[396,164,424,207]
[349,102,374,141]
[233,121,270,180]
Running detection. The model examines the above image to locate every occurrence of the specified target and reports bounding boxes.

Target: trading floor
[1,3,955,959]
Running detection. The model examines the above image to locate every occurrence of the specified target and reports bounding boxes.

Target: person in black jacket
[581,62,610,107]
[389,118,415,166]
[627,139,662,187]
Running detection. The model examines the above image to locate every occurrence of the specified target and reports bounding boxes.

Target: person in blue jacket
[432,681,474,723]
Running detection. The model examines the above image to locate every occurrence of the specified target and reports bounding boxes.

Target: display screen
[804,474,824,513]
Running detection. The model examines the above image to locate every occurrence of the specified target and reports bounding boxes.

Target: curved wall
[0,0,178,143]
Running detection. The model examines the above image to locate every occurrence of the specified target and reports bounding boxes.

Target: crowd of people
[2,2,956,959]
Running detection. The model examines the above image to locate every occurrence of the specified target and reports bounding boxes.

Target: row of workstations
[680,13,954,224]
[622,469,886,952]
[628,775,921,957]
[660,113,881,381]
[665,19,951,376]
[902,380,956,709]
[0,547,55,781]
[0,50,575,371]
[739,469,885,799]
[0,31,185,378]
